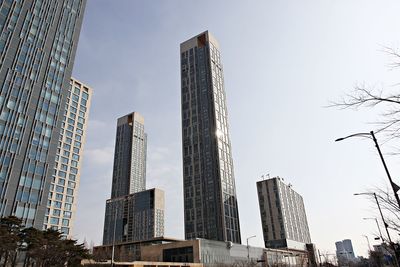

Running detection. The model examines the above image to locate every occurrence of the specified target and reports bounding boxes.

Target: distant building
[44,78,92,238]
[257,177,312,250]
[180,31,241,243]
[102,188,165,245]
[102,112,164,251]
[336,239,356,263]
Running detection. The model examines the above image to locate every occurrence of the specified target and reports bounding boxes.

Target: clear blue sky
[72,0,400,257]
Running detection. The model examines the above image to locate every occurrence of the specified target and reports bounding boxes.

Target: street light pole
[369,131,400,209]
[355,193,392,242]
[247,235,256,262]
[355,192,399,267]
[335,131,400,209]
[317,250,323,267]
[111,207,118,267]
[363,217,384,241]
[363,235,372,252]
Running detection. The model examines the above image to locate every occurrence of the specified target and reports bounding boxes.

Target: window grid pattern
[43,78,91,237]
[130,121,146,194]
[181,32,241,244]
[111,113,146,198]
[103,189,164,245]
[0,0,85,228]
[257,178,311,249]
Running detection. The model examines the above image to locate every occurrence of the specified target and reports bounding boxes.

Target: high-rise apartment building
[111,112,147,198]
[102,112,164,246]
[103,188,165,245]
[0,0,86,228]
[44,78,92,237]
[257,177,311,250]
[180,31,241,243]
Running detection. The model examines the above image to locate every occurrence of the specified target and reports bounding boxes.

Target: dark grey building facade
[103,188,165,245]
[180,31,241,243]
[0,0,86,228]
[111,112,147,198]
[102,112,164,247]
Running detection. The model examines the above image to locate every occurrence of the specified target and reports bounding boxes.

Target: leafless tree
[366,187,400,237]
[329,47,400,142]
[319,250,336,266]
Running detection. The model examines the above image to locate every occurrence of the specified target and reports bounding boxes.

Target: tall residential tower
[180,31,241,243]
[44,78,92,237]
[103,112,164,246]
[0,0,86,228]
[111,112,147,198]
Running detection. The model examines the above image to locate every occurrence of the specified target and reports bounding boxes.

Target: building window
[52,209,61,216]
[49,217,59,225]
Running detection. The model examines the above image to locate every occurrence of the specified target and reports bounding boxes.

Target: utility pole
[370,131,400,209]
[318,250,323,267]
[247,235,256,263]
[111,207,118,267]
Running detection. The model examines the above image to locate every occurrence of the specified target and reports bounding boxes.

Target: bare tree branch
[364,187,400,236]
[329,47,400,142]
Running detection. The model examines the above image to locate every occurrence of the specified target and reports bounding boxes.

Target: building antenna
[261,173,270,180]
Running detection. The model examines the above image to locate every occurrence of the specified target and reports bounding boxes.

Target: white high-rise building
[44,78,92,238]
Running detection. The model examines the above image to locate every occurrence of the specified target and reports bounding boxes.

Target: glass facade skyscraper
[102,112,165,248]
[111,112,147,198]
[0,0,86,228]
[180,31,241,243]
[103,188,165,245]
[44,77,92,237]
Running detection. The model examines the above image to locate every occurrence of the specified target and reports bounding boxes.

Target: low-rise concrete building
[94,238,310,267]
[82,260,203,267]
[141,239,308,267]
[93,237,181,263]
